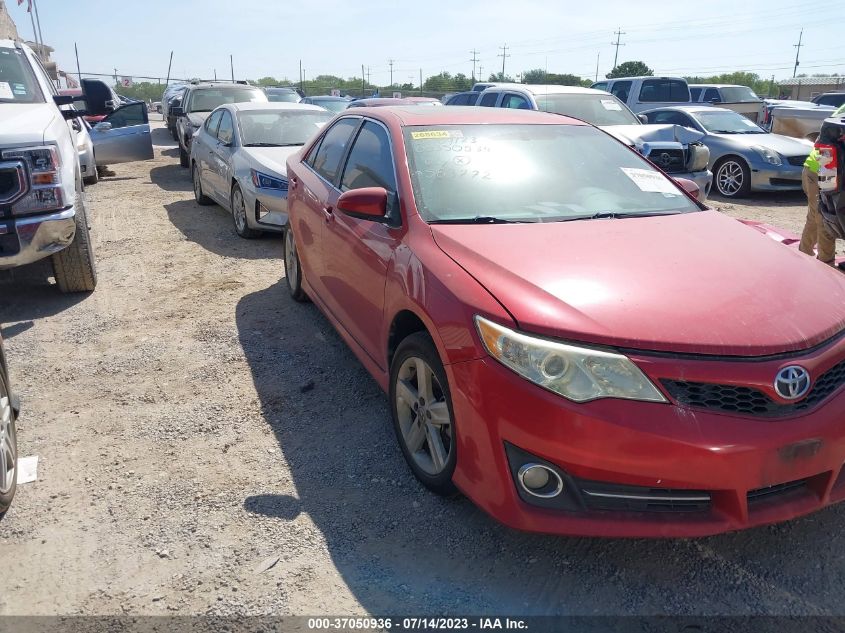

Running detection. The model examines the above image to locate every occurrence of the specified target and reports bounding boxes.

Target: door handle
[289,176,298,189]
[323,205,334,222]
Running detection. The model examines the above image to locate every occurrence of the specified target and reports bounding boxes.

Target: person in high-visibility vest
[799,103,845,264]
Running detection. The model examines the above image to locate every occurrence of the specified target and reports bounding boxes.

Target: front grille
[770,177,802,186]
[787,155,809,167]
[747,479,807,505]
[0,162,26,203]
[579,480,711,513]
[662,357,845,418]
[647,148,686,173]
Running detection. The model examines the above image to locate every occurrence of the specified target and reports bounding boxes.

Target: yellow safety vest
[805,148,821,173]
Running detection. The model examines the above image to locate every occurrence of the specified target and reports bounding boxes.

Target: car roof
[188,82,261,91]
[486,84,608,96]
[227,102,325,112]
[605,76,686,81]
[641,105,730,115]
[350,98,417,106]
[265,87,297,92]
[306,95,348,100]
[688,84,749,89]
[353,105,587,127]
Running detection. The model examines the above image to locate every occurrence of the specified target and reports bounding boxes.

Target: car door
[197,109,223,199]
[290,116,361,298]
[320,119,401,365]
[89,102,154,165]
[208,109,236,204]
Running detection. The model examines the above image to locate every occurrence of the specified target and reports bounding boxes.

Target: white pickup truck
[0,40,152,292]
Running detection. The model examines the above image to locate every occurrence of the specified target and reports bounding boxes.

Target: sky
[7,0,845,86]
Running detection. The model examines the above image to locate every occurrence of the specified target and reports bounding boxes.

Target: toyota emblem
[774,366,811,401]
[659,152,672,166]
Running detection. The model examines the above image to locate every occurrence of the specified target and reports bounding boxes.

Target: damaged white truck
[0,40,152,293]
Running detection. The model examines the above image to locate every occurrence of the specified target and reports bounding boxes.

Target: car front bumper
[750,162,804,192]
[0,207,76,270]
[445,336,845,538]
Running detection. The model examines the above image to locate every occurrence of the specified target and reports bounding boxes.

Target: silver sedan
[642,105,814,198]
[189,102,333,237]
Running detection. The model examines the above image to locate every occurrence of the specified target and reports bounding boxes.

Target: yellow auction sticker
[411,130,450,139]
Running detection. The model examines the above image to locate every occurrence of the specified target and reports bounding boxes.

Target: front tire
[192,163,213,205]
[179,143,189,168]
[389,332,458,496]
[714,157,751,198]
[51,188,97,293]
[284,226,308,302]
[0,370,17,515]
[83,164,98,186]
[231,184,259,239]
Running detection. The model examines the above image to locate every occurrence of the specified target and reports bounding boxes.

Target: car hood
[430,210,845,356]
[243,146,303,177]
[710,131,813,155]
[0,103,57,145]
[603,123,705,147]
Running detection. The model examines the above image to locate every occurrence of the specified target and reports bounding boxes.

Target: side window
[703,88,721,103]
[690,87,702,101]
[592,82,608,92]
[339,121,397,206]
[449,93,470,106]
[610,81,632,102]
[638,79,689,103]
[103,102,147,129]
[217,110,234,144]
[310,117,359,183]
[649,111,692,127]
[479,92,498,107]
[501,93,529,109]
[205,110,223,135]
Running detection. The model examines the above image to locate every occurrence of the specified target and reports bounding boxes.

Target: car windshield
[695,110,765,134]
[188,88,264,112]
[534,94,639,126]
[312,99,348,113]
[237,110,333,146]
[404,124,698,223]
[719,87,760,102]
[266,90,300,103]
[0,47,44,104]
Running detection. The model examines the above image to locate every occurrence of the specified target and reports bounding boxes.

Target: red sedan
[284,106,845,537]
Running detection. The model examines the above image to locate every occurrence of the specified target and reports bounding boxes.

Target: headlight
[250,169,288,190]
[751,145,782,166]
[2,146,64,215]
[475,316,667,403]
[688,142,710,172]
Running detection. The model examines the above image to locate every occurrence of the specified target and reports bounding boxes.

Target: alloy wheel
[233,189,247,232]
[716,160,744,197]
[192,165,202,201]
[394,356,453,476]
[285,228,298,284]
[0,395,15,496]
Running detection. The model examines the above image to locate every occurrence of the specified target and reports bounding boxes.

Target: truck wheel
[83,165,98,186]
[51,191,97,293]
[714,157,751,198]
[179,144,189,168]
[0,370,17,516]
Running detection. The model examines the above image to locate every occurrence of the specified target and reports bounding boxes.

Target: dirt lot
[1,122,844,616]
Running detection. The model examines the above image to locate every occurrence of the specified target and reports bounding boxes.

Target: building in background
[0,0,20,40]
[779,76,845,101]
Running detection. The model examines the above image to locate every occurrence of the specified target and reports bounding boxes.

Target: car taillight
[817,143,838,192]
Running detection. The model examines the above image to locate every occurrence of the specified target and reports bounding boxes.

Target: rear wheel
[0,366,17,515]
[51,188,97,293]
[231,184,259,239]
[192,163,213,205]
[389,332,458,496]
[284,226,308,302]
[714,157,751,198]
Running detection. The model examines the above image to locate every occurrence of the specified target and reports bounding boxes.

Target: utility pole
[230,54,234,82]
[367,66,371,85]
[388,59,395,86]
[299,59,303,93]
[362,64,366,97]
[469,49,480,82]
[165,51,173,87]
[74,43,82,85]
[498,44,510,79]
[611,27,625,72]
[419,68,423,96]
[478,63,483,82]
[793,28,803,78]
[595,51,600,82]
[32,0,44,53]
[214,69,217,81]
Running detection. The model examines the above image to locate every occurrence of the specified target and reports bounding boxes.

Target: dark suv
[172,82,267,167]
[818,112,845,259]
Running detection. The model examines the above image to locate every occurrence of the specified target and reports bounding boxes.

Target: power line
[793,28,803,77]
[498,44,510,78]
[469,49,479,82]
[611,27,625,70]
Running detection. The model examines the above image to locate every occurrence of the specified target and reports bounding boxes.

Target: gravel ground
[1,122,844,616]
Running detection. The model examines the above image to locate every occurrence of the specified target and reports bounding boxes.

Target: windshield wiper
[560,210,683,222]
[243,142,305,147]
[429,215,531,224]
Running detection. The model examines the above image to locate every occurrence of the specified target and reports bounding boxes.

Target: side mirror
[93,121,113,132]
[170,106,184,117]
[53,95,74,107]
[337,187,388,220]
[637,114,648,124]
[673,177,701,201]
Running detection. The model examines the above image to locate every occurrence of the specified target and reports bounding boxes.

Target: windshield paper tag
[411,130,451,140]
[621,168,681,194]
[0,82,13,99]
[601,99,623,111]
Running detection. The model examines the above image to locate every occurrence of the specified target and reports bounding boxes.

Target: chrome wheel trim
[192,165,202,201]
[285,228,298,286]
[233,189,247,232]
[0,395,15,495]
[395,356,452,476]
[716,160,744,196]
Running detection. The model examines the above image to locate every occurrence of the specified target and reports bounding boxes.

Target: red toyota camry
[284,106,845,537]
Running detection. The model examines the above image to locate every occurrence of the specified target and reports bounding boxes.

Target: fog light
[518,463,564,498]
